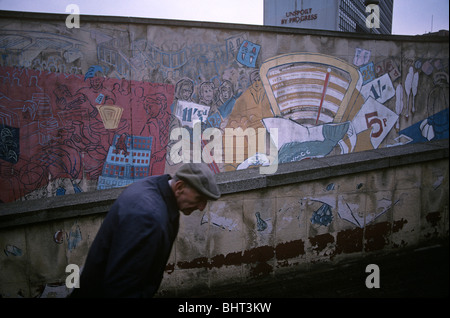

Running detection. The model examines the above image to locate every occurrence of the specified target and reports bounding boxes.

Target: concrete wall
[0,139,448,297]
[0,11,448,297]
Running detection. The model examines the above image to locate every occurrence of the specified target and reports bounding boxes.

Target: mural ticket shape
[175,100,210,128]
[352,96,398,149]
[360,73,395,104]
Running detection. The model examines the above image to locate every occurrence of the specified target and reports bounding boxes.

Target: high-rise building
[264,0,393,35]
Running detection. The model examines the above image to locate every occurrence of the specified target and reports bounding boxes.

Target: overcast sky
[0,0,448,35]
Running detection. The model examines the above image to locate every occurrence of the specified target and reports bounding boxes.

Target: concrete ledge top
[1,10,449,43]
[215,139,449,192]
[0,139,448,229]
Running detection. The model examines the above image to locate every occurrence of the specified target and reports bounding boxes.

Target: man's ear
[174,180,185,193]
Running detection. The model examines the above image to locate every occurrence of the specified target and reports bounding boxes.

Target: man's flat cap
[175,163,221,200]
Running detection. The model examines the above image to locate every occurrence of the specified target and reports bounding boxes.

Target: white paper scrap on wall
[202,212,238,231]
[360,73,395,104]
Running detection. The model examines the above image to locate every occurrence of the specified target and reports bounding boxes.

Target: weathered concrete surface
[190,241,449,298]
[0,140,448,297]
[0,10,448,298]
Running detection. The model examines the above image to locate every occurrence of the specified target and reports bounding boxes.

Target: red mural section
[0,66,174,203]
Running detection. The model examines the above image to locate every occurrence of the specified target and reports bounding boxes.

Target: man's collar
[158,175,179,222]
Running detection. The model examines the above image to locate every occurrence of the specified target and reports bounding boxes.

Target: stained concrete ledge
[0,139,448,229]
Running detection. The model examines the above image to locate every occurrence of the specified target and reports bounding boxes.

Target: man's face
[174,181,208,215]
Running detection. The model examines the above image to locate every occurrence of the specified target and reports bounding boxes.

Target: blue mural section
[237,41,261,68]
[399,108,449,143]
[311,203,333,226]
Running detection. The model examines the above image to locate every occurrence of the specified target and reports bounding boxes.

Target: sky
[0,0,448,35]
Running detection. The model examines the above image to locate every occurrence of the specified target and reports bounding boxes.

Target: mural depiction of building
[97,134,153,190]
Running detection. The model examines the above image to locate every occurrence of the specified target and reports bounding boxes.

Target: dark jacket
[70,174,180,298]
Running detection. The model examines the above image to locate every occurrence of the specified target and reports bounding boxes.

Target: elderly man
[70,163,220,298]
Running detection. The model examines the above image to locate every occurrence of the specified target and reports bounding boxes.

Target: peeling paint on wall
[67,223,82,252]
[4,244,22,257]
[201,211,239,231]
